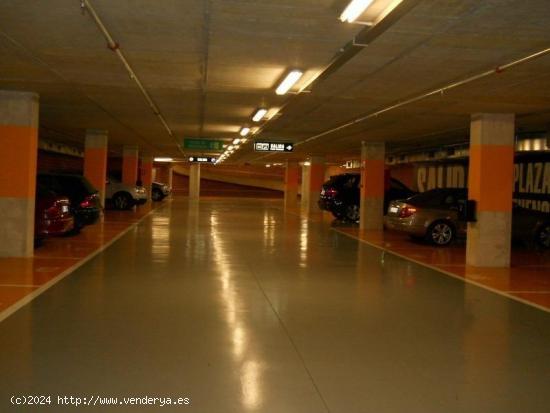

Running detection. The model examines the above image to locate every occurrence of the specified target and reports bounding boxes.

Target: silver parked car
[385,188,550,248]
[105,179,148,210]
[151,182,171,201]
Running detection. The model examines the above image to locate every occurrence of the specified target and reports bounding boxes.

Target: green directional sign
[183,138,225,151]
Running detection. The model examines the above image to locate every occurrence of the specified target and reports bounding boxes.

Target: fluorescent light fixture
[340,0,375,23]
[252,108,268,122]
[154,157,173,162]
[240,127,251,137]
[266,107,281,120]
[276,70,303,95]
[232,138,241,145]
[303,161,311,166]
[266,164,271,168]
[228,145,234,150]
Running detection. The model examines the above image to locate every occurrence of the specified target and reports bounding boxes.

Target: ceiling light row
[216,134,250,164]
[218,50,312,164]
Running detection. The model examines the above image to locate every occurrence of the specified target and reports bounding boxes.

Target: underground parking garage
[1,0,550,412]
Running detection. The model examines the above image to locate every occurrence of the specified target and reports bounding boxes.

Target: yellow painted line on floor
[332,227,550,314]
[0,204,165,324]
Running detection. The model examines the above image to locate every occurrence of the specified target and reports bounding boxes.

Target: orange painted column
[0,91,39,257]
[140,156,153,199]
[360,141,386,230]
[301,162,310,206]
[122,145,139,186]
[284,161,300,209]
[304,156,325,214]
[466,113,515,267]
[83,129,108,207]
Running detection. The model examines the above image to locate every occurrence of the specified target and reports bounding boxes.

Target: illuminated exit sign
[254,141,294,152]
[188,156,217,163]
[183,138,224,151]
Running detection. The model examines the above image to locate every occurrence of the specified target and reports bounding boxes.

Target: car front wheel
[152,188,163,202]
[427,221,455,246]
[345,204,360,222]
[112,193,132,210]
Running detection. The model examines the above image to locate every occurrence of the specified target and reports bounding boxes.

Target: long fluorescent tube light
[340,0,375,23]
[276,70,303,95]
[252,108,268,122]
[154,157,173,162]
[266,107,281,120]
[240,127,251,136]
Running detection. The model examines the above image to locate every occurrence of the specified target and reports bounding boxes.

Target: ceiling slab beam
[81,0,183,154]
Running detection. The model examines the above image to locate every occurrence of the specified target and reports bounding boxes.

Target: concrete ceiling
[1,0,549,162]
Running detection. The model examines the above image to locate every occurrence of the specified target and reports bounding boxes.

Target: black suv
[318,173,415,222]
[37,173,102,229]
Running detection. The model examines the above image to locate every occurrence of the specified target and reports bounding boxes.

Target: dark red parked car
[35,185,75,239]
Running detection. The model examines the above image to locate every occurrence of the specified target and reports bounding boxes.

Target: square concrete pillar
[0,90,39,257]
[122,145,139,186]
[140,155,154,199]
[284,161,300,209]
[301,162,310,206]
[360,142,386,230]
[303,156,325,214]
[84,129,108,207]
[466,113,515,267]
[189,163,200,200]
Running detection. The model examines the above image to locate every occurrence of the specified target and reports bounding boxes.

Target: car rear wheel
[427,221,455,246]
[112,193,132,210]
[535,223,550,249]
[152,188,163,202]
[345,204,360,222]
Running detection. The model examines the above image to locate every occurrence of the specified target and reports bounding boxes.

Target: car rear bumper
[318,197,345,215]
[38,216,75,236]
[384,216,426,237]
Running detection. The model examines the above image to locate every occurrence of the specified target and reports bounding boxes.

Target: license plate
[389,206,399,214]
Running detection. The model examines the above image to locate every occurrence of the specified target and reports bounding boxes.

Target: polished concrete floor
[1,198,549,412]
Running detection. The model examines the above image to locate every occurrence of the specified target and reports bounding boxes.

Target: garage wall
[397,152,550,212]
[172,173,283,198]
[37,150,83,173]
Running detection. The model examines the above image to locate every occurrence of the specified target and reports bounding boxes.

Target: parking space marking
[332,227,550,314]
[0,204,164,323]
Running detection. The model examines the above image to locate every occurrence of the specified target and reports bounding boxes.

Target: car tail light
[44,199,69,219]
[80,194,97,208]
[399,205,418,218]
[325,188,338,197]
